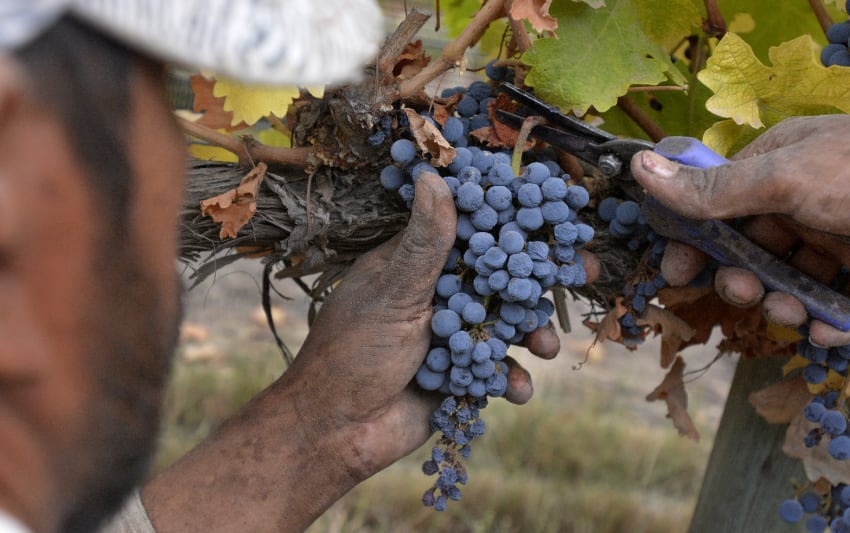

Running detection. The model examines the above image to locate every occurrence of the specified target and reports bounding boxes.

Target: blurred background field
[155,261,736,533]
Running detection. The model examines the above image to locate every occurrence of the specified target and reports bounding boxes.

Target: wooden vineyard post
[688,354,804,532]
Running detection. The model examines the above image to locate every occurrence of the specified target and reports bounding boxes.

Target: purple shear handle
[641,136,850,332]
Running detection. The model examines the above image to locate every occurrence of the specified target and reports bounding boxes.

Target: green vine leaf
[524,0,689,114]
[698,33,850,130]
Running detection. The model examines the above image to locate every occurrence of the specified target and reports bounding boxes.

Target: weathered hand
[631,115,850,346]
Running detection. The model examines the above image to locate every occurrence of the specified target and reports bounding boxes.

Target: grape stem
[510,115,546,175]
[808,0,834,35]
[398,0,507,98]
[616,95,666,142]
[702,0,727,38]
[178,117,315,168]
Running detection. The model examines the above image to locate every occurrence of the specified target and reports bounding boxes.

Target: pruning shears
[495,83,850,332]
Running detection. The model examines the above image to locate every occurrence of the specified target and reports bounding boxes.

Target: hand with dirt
[142,172,581,532]
[631,115,850,347]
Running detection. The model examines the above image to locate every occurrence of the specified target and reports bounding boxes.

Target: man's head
[0,16,185,531]
[0,2,383,530]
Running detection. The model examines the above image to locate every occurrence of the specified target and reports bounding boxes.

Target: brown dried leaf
[583,297,628,344]
[200,163,267,239]
[403,109,456,167]
[637,304,696,368]
[784,406,850,485]
[190,75,249,131]
[749,376,810,424]
[393,40,431,80]
[646,356,700,441]
[508,0,558,34]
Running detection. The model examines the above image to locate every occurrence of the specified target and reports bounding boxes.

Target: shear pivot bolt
[597,154,622,177]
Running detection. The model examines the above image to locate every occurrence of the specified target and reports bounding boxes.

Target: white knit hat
[0,0,384,86]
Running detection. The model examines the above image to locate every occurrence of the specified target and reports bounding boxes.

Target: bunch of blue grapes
[380,87,593,509]
[778,483,850,532]
[597,195,668,346]
[821,1,850,67]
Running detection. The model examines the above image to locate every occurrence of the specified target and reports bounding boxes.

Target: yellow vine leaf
[213,79,322,127]
[698,33,850,129]
[783,354,810,377]
[188,144,239,163]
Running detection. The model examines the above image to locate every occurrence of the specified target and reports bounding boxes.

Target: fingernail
[412,174,435,214]
[640,151,678,180]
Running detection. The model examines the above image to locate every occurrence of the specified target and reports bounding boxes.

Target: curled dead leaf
[583,297,628,344]
[200,162,267,239]
[646,356,700,441]
[637,304,696,368]
[748,376,810,424]
[403,109,456,167]
[507,0,558,34]
[190,75,248,131]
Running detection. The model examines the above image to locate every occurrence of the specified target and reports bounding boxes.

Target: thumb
[631,150,799,221]
[381,172,457,305]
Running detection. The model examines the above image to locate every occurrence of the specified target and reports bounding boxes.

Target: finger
[660,240,709,287]
[523,322,560,359]
[810,320,850,348]
[714,266,764,308]
[503,356,534,405]
[381,172,457,306]
[788,244,841,285]
[577,249,601,284]
[740,215,798,257]
[762,292,807,328]
[631,150,799,221]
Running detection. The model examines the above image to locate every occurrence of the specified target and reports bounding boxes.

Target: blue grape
[518,183,543,207]
[469,114,490,131]
[485,185,512,210]
[541,177,567,200]
[822,410,847,434]
[469,232,496,255]
[426,347,451,372]
[458,95,478,117]
[488,163,515,186]
[554,222,579,244]
[523,162,550,185]
[442,117,464,143]
[485,59,508,81]
[468,379,486,398]
[486,338,507,360]
[411,161,438,181]
[822,43,847,66]
[506,277,533,301]
[436,274,462,298]
[457,166,482,185]
[468,80,493,100]
[598,197,619,222]
[448,147,474,174]
[526,241,549,261]
[499,231,526,254]
[830,49,850,67]
[482,246,508,269]
[443,248,461,271]
[472,342,491,363]
[553,244,575,262]
[541,200,571,224]
[778,499,804,523]
[472,150,495,173]
[830,435,850,460]
[616,201,641,224]
[457,182,485,211]
[380,165,406,191]
[488,269,510,290]
[804,401,827,423]
[575,223,595,244]
[494,319,515,340]
[516,207,544,231]
[399,183,416,202]
[556,265,575,286]
[496,205,516,225]
[462,302,487,324]
[827,21,850,44]
[450,366,474,387]
[499,222,528,241]
[798,492,820,513]
[803,364,829,385]
[473,275,495,296]
[474,256,494,277]
[416,366,445,390]
[390,139,416,165]
[806,515,827,533]
[456,214,476,240]
[493,152,512,165]
[470,204,498,231]
[485,371,508,397]
[507,253,533,277]
[432,309,462,337]
[500,302,526,325]
[471,360,496,379]
[451,348,472,368]
[565,185,590,209]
